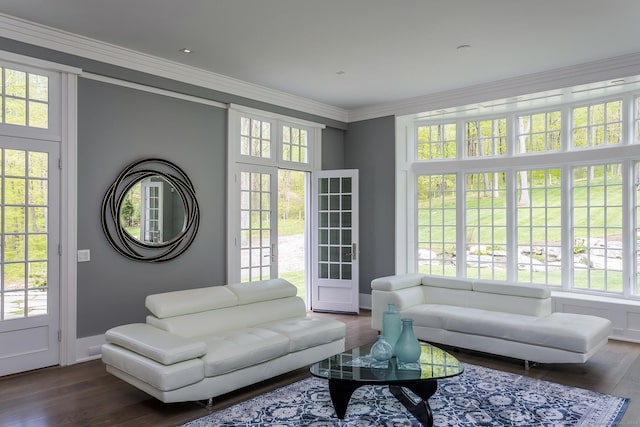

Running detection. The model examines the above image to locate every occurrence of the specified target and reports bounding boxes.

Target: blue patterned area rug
[181,364,629,427]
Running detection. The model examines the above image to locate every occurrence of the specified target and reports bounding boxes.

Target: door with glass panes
[311,169,359,313]
[236,164,279,282]
[0,140,59,376]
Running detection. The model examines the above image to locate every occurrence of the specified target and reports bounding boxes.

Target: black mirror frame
[101,158,200,262]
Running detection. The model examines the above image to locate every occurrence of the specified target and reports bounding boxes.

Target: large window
[408,93,640,298]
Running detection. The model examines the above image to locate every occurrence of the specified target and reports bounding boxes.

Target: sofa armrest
[371,273,425,291]
[371,286,426,331]
[105,323,206,365]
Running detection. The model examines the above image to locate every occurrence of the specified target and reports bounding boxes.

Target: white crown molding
[4,13,640,125]
[348,51,640,123]
[0,13,349,123]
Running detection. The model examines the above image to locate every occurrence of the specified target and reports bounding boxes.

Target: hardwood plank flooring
[0,311,638,426]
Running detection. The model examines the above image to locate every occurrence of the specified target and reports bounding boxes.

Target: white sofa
[371,274,612,366]
[102,278,346,403]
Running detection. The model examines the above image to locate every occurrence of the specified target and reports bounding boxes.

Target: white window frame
[398,90,640,301]
[0,59,63,142]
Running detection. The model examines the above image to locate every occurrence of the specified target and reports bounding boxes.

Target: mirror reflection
[119,176,186,245]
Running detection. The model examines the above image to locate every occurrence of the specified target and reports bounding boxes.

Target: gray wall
[345,116,396,294]
[321,126,346,170]
[77,78,228,336]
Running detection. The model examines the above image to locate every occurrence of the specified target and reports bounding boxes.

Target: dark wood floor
[1,311,639,426]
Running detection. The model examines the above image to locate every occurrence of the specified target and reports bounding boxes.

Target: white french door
[0,138,60,376]
[234,165,279,282]
[311,170,359,313]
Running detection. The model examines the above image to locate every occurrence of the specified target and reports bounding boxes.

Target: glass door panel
[312,170,359,313]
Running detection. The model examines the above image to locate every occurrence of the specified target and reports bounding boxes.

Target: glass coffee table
[310,342,464,427]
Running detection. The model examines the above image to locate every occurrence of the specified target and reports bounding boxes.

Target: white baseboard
[75,334,105,363]
[359,293,372,310]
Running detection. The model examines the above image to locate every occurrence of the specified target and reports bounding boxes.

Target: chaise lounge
[371,274,612,367]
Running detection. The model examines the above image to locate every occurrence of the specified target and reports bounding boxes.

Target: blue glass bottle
[395,318,421,364]
[382,303,401,356]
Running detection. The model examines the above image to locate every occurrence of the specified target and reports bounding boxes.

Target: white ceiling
[1,0,640,112]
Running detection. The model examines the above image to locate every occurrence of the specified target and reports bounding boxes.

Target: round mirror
[102,159,199,262]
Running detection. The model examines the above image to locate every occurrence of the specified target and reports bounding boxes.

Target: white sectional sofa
[371,274,611,366]
[102,278,346,403]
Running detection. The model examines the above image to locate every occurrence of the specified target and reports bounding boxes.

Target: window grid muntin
[464,171,508,280]
[572,163,623,293]
[239,171,272,282]
[516,111,562,154]
[240,116,272,159]
[1,67,49,130]
[572,99,623,148]
[317,177,353,280]
[416,123,457,160]
[417,174,457,276]
[1,148,49,320]
[465,118,507,158]
[516,168,562,285]
[635,161,640,295]
[282,125,309,164]
[635,96,640,143]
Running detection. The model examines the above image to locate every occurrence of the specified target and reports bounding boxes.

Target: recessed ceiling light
[179,48,194,54]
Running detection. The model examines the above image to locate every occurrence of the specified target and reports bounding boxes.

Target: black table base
[328,378,438,427]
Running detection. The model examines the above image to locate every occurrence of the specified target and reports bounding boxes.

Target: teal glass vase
[395,318,421,364]
[382,303,401,356]
[370,335,393,361]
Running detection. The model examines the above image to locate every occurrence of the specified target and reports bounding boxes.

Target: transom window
[282,125,309,164]
[417,123,456,160]
[240,116,271,159]
[408,92,640,299]
[1,66,49,129]
[466,118,507,157]
[572,100,622,148]
[516,111,561,153]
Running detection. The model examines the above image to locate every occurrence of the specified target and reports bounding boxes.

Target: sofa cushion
[200,328,290,376]
[226,278,297,305]
[105,323,206,365]
[528,313,612,353]
[402,304,462,329]
[371,273,425,291]
[102,343,204,391]
[261,317,346,352]
[422,276,473,290]
[472,281,550,299]
[425,306,609,353]
[145,286,238,319]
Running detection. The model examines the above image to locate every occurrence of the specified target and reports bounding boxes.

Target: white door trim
[60,72,78,366]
